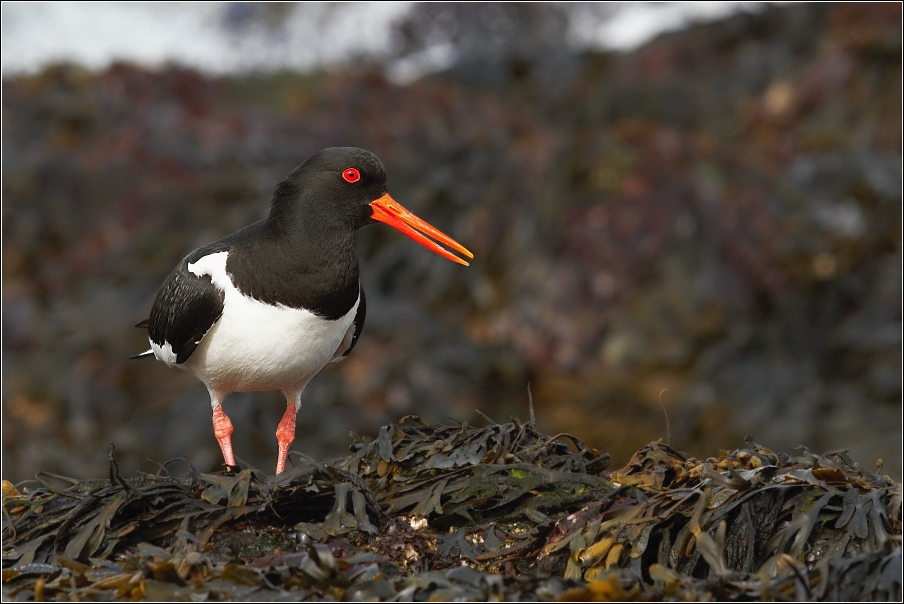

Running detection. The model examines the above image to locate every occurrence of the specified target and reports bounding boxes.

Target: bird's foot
[275,404,297,474]
[212,405,236,467]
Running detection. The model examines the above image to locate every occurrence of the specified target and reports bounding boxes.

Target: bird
[133,147,473,474]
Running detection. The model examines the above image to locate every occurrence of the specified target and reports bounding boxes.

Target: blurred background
[2,3,901,482]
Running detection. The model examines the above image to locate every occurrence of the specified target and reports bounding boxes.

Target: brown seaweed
[3,419,900,601]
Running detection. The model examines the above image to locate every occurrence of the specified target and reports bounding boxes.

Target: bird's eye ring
[342,168,361,183]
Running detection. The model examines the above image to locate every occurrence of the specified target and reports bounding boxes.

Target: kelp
[3,420,901,601]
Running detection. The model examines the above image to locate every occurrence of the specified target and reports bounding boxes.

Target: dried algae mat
[3,417,901,600]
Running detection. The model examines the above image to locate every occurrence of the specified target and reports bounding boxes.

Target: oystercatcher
[133,147,472,474]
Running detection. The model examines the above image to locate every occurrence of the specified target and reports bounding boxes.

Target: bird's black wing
[346,286,366,357]
[146,259,225,365]
[332,285,366,362]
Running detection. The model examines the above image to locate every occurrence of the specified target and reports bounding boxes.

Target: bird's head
[279,147,473,265]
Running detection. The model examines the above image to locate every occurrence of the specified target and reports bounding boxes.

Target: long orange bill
[370,193,474,266]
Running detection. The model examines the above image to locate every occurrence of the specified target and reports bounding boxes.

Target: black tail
[131,319,152,359]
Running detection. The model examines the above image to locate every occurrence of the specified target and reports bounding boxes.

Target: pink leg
[212,405,236,468]
[275,403,298,474]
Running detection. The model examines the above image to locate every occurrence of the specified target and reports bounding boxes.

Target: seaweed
[3,419,900,601]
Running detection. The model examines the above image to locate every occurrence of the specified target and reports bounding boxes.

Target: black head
[268,147,388,231]
[267,147,473,265]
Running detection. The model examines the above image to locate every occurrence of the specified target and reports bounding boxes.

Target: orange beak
[370,194,474,266]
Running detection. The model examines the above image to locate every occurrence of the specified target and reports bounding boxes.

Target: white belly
[159,251,358,393]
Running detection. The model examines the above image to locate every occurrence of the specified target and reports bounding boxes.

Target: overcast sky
[2,2,759,80]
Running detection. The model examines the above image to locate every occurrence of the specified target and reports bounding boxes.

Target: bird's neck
[218,209,359,319]
[263,199,359,271]
[265,214,358,288]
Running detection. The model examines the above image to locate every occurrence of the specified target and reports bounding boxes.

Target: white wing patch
[188,251,231,290]
[151,340,179,366]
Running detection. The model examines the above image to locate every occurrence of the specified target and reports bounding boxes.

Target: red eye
[342,168,361,183]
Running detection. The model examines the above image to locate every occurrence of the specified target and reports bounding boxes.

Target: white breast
[175,251,358,393]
